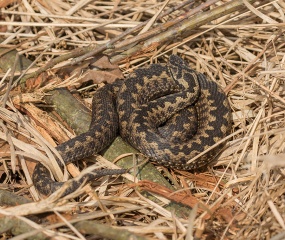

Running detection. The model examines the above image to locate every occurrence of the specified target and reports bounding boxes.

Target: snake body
[33,55,231,196]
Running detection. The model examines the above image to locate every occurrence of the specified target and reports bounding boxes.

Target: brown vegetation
[0,0,284,239]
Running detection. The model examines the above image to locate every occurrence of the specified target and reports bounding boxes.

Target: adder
[32,55,231,196]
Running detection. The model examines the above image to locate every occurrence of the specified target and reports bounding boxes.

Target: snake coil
[33,55,231,196]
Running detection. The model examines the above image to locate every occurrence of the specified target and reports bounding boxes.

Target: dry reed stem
[0,0,284,239]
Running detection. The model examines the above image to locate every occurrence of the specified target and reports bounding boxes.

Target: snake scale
[33,55,231,196]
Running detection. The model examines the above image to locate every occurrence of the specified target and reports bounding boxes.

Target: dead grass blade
[0,0,284,239]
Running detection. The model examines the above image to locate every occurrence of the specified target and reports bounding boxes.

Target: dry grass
[0,0,285,239]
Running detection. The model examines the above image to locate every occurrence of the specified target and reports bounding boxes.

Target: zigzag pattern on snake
[32,55,231,196]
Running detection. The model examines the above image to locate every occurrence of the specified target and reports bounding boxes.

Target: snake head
[168,55,200,98]
[169,55,188,67]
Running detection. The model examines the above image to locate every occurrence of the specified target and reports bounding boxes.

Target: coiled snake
[33,55,231,196]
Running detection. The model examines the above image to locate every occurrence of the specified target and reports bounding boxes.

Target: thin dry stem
[0,0,284,239]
